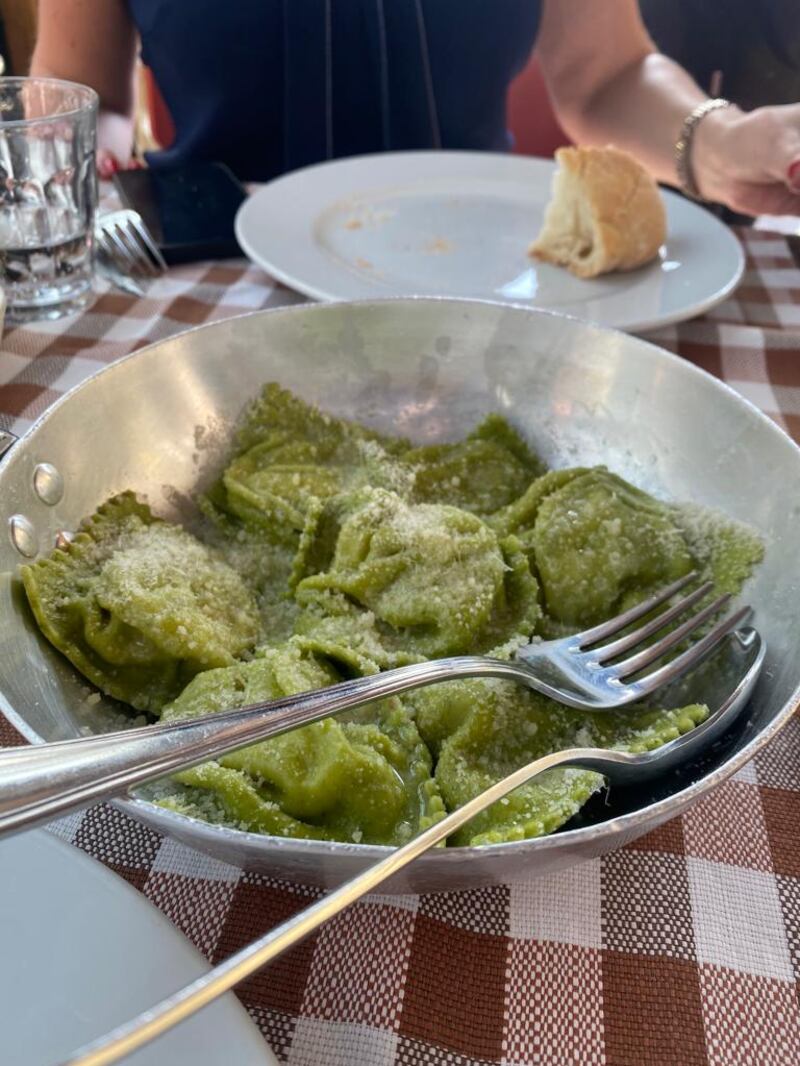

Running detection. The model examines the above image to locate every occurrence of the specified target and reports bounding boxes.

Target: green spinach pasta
[21,384,764,847]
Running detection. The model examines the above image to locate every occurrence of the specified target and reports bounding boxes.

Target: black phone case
[113,162,247,265]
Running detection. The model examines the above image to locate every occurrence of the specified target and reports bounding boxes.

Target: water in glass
[0,78,98,321]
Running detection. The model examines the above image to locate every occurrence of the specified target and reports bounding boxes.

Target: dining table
[0,216,799,1066]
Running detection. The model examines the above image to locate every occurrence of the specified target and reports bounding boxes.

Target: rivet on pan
[55,529,74,550]
[33,462,64,505]
[8,514,37,558]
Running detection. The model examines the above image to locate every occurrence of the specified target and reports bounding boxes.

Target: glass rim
[0,76,99,129]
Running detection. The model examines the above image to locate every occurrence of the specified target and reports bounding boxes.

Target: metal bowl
[1,299,798,893]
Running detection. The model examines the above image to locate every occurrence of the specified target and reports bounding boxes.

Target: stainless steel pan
[1,298,798,893]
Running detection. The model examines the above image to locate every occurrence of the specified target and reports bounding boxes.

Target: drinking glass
[0,78,98,321]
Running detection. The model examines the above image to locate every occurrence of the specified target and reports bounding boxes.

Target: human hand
[693,103,800,217]
[97,148,143,180]
[97,148,121,179]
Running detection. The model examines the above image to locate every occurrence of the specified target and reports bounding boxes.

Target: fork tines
[582,571,752,694]
[95,209,167,282]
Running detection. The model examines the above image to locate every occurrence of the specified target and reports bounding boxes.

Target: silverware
[65,626,764,1066]
[0,575,748,839]
[94,209,166,283]
[95,256,146,298]
[95,260,147,298]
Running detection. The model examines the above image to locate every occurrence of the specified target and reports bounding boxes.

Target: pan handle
[0,429,17,461]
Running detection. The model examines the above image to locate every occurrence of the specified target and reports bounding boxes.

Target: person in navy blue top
[32,1,800,217]
[137,0,543,179]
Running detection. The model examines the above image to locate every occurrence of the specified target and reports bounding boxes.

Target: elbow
[546,47,656,146]
[544,75,606,147]
[548,91,606,149]
[550,102,592,147]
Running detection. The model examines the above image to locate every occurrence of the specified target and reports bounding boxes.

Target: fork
[94,208,167,283]
[65,624,765,1066]
[0,572,749,838]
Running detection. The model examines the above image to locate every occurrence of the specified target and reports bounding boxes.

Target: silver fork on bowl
[65,622,765,1066]
[94,208,166,292]
[0,571,751,838]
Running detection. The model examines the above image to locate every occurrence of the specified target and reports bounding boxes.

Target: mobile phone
[112,162,247,265]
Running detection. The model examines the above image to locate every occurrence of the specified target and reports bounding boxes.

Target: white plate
[0,830,276,1066]
[236,151,744,332]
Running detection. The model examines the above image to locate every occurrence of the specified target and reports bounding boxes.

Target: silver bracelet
[675,98,731,201]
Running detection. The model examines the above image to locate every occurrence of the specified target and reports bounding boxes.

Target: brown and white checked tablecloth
[1,226,800,1066]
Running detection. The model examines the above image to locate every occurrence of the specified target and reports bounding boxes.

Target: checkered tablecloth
[1,226,799,1066]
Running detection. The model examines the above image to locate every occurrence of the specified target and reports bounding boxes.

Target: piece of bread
[529,146,666,279]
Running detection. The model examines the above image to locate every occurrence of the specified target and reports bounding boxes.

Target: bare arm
[31,0,138,163]
[536,0,701,184]
[537,0,800,216]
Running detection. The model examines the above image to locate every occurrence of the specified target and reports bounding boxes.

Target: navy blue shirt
[128,1,542,180]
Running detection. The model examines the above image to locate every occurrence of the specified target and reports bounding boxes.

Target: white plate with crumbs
[235,150,745,332]
[0,830,276,1066]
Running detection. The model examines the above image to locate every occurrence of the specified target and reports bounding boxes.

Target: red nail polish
[98,155,118,178]
[788,160,800,190]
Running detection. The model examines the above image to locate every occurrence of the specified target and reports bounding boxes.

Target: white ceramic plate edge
[0,830,277,1066]
[235,150,745,332]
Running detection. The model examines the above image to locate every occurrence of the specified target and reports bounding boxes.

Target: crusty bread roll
[529,146,666,279]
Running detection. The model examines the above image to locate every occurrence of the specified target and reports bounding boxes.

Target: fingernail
[788,160,800,190]
[98,155,119,179]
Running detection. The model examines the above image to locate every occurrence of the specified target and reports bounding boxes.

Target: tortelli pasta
[159,645,444,845]
[21,384,764,846]
[22,494,260,713]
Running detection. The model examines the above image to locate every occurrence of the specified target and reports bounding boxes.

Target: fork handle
[66,742,625,1066]
[0,655,529,839]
